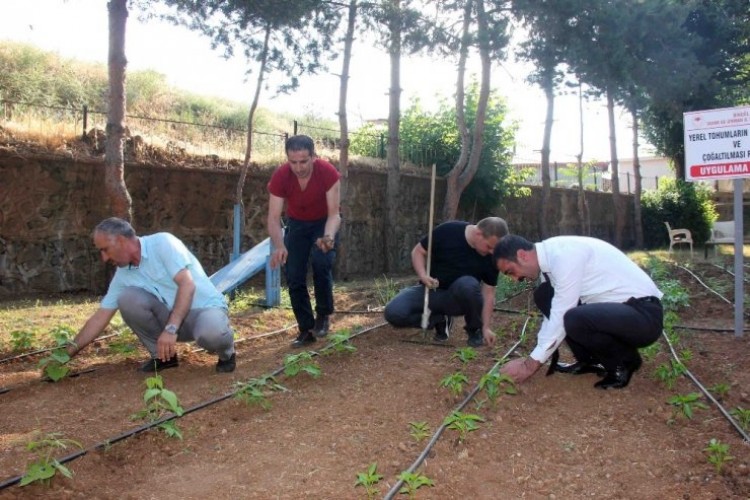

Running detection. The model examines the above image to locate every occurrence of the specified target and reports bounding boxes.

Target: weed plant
[730,407,750,430]
[374,275,398,306]
[708,382,730,401]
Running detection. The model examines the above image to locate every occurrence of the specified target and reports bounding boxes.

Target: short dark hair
[285,135,315,156]
[476,217,509,239]
[94,217,136,239]
[493,234,534,263]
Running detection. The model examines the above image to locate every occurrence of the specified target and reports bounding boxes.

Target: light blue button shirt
[101,233,226,311]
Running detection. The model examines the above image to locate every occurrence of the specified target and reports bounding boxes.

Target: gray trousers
[117,286,235,360]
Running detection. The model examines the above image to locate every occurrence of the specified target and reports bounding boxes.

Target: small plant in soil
[20,432,82,486]
[639,342,661,362]
[10,329,36,351]
[408,421,431,442]
[131,374,185,439]
[234,375,287,410]
[354,462,383,499]
[37,334,77,382]
[444,411,485,443]
[668,392,708,420]
[326,330,357,354]
[439,371,468,398]
[704,438,733,474]
[397,470,434,498]
[477,369,516,408]
[654,360,686,390]
[283,351,321,378]
[451,347,477,365]
[708,382,730,401]
[730,407,750,430]
[49,324,75,344]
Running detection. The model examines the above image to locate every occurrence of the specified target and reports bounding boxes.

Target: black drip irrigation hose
[0,332,121,365]
[677,265,732,305]
[0,368,100,396]
[661,330,750,442]
[711,263,750,284]
[674,324,750,333]
[0,320,389,491]
[383,317,530,500]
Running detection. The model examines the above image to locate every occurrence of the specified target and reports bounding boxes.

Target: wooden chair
[664,222,693,257]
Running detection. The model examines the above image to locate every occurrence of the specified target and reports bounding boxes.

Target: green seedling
[131,374,185,439]
[408,421,431,442]
[708,382,730,401]
[443,411,485,443]
[354,462,383,499]
[678,348,693,363]
[477,369,516,407]
[326,331,357,354]
[20,432,82,486]
[639,342,661,362]
[451,347,477,365]
[658,280,690,311]
[668,392,708,420]
[704,438,733,473]
[37,335,77,382]
[439,371,468,398]
[654,360,686,390]
[283,352,321,378]
[10,329,36,351]
[234,375,287,410]
[49,324,75,345]
[730,407,750,430]
[107,329,138,355]
[397,470,434,499]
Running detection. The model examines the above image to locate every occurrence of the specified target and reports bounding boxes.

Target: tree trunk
[385,0,402,272]
[607,90,625,247]
[337,0,357,276]
[575,81,588,235]
[631,107,644,248]
[539,72,554,239]
[443,0,492,221]
[442,0,472,221]
[105,0,132,220]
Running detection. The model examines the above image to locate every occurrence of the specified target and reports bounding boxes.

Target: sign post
[684,105,750,337]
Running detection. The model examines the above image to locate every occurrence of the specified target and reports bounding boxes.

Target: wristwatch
[164,323,179,335]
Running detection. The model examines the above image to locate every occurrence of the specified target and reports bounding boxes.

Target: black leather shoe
[291,330,316,348]
[594,366,633,390]
[139,355,179,373]
[555,361,606,376]
[312,316,330,338]
[467,330,483,348]
[216,353,236,373]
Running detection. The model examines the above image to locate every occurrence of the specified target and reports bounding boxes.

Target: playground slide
[210,237,272,295]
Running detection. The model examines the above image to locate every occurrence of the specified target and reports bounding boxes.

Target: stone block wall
[0,152,634,297]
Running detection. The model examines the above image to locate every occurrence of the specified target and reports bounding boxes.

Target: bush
[641,178,717,247]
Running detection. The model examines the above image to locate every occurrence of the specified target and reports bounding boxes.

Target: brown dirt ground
[1,261,750,499]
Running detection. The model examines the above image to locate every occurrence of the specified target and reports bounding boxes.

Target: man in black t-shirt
[384,217,508,346]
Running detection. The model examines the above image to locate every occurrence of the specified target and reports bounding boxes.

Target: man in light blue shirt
[66,218,236,373]
[494,235,663,390]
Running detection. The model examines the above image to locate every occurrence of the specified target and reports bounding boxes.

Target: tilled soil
[1,263,749,499]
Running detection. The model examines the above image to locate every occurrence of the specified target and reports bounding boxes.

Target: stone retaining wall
[0,152,633,297]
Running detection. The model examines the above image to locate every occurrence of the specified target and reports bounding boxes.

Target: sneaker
[433,316,453,342]
[292,330,316,348]
[139,354,179,373]
[216,353,236,373]
[312,315,330,338]
[467,330,484,348]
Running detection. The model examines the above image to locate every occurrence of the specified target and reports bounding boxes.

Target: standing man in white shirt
[493,235,663,390]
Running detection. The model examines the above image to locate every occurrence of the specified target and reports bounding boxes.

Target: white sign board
[684,105,750,181]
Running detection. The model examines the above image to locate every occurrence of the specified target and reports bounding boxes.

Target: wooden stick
[421,164,437,331]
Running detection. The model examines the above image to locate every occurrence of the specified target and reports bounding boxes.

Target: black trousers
[534,282,663,370]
